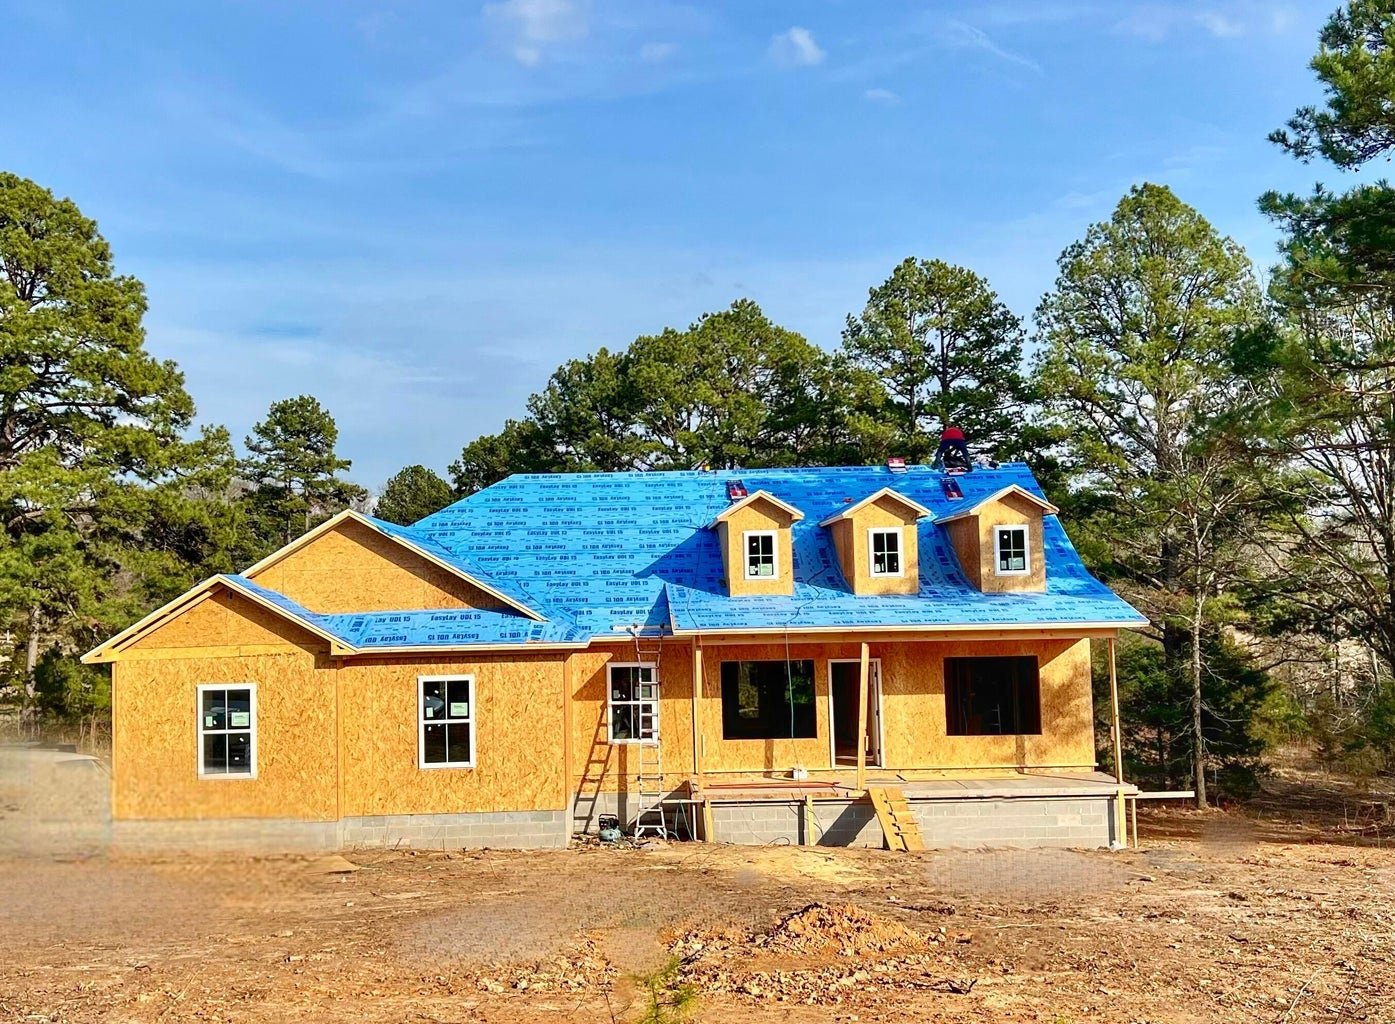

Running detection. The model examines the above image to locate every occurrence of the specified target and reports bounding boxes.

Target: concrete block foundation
[110,809,570,854]
[705,794,1119,849]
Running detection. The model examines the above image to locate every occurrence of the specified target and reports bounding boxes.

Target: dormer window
[994,525,1029,575]
[868,528,902,577]
[744,530,777,579]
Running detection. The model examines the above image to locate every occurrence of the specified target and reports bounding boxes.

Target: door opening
[830,660,882,768]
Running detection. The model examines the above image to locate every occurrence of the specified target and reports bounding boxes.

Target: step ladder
[866,786,925,852]
[629,628,667,840]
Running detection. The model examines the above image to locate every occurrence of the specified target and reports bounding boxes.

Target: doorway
[829,659,882,768]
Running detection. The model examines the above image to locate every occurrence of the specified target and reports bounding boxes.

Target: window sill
[418,762,476,771]
[198,772,257,780]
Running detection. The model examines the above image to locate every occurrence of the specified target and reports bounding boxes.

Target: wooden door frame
[828,658,883,769]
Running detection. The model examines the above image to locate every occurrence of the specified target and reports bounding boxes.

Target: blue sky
[3,1,1340,488]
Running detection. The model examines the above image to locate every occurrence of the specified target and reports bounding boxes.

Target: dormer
[709,489,804,597]
[936,484,1057,593]
[818,488,931,596]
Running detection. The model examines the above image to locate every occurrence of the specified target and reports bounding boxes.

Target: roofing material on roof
[87,463,1146,661]
[706,488,806,528]
[816,486,933,526]
[934,483,1060,525]
[412,463,1146,639]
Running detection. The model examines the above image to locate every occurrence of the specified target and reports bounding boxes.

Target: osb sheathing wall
[249,517,507,613]
[944,492,1047,594]
[716,499,798,597]
[873,637,1093,772]
[113,590,568,820]
[827,495,920,596]
[336,654,566,816]
[112,649,339,821]
[569,636,1095,792]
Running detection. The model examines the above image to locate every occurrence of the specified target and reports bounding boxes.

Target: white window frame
[196,683,257,779]
[607,662,659,745]
[993,524,1031,576]
[418,674,476,770]
[867,527,903,578]
[742,529,779,580]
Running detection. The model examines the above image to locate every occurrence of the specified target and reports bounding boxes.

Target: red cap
[941,426,965,441]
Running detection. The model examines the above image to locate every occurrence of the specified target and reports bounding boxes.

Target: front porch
[691,771,1134,848]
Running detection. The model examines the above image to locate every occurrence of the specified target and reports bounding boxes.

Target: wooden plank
[867,785,925,852]
[856,642,870,792]
[1108,636,1126,847]
[691,641,704,785]
[563,653,574,813]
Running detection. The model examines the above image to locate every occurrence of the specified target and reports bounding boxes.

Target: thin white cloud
[864,87,900,105]
[639,41,676,63]
[1114,4,1294,42]
[1195,11,1243,38]
[944,20,1041,73]
[483,0,588,66]
[768,26,825,68]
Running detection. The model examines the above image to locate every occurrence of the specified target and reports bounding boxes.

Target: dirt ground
[3,762,1395,1022]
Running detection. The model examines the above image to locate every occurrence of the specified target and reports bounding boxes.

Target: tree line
[7,2,1395,804]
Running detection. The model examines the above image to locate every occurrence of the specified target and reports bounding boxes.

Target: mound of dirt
[758,902,933,958]
[665,903,975,1006]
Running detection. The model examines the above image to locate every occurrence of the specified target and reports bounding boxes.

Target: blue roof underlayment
[220,464,1144,648]
[397,463,1146,641]
[221,574,587,649]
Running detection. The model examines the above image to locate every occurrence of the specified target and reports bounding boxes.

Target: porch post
[1107,635,1127,846]
[856,641,870,792]
[691,640,704,785]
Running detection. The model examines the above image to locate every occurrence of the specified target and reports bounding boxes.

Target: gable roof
[933,484,1060,525]
[412,463,1145,638]
[817,487,933,527]
[88,463,1145,660]
[82,572,587,664]
[82,574,353,663]
[706,489,805,528]
[244,509,547,621]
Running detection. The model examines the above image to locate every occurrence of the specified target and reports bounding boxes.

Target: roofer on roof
[934,425,971,472]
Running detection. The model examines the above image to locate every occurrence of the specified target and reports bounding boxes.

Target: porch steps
[867,786,925,852]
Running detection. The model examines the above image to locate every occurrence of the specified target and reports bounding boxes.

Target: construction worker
[934,425,972,472]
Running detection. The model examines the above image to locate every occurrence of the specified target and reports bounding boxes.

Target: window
[744,530,778,579]
[609,663,658,743]
[198,685,256,777]
[869,528,902,577]
[419,675,475,768]
[994,525,1030,575]
[944,656,1041,736]
[721,660,816,739]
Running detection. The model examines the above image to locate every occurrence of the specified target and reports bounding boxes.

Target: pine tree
[842,258,1035,462]
[240,396,365,547]
[375,465,455,525]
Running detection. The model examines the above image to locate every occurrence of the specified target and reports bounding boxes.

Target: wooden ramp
[867,786,925,851]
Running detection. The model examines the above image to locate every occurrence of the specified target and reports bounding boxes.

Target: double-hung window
[419,675,475,768]
[869,527,902,577]
[744,530,777,579]
[198,684,256,777]
[608,663,658,743]
[994,525,1029,575]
